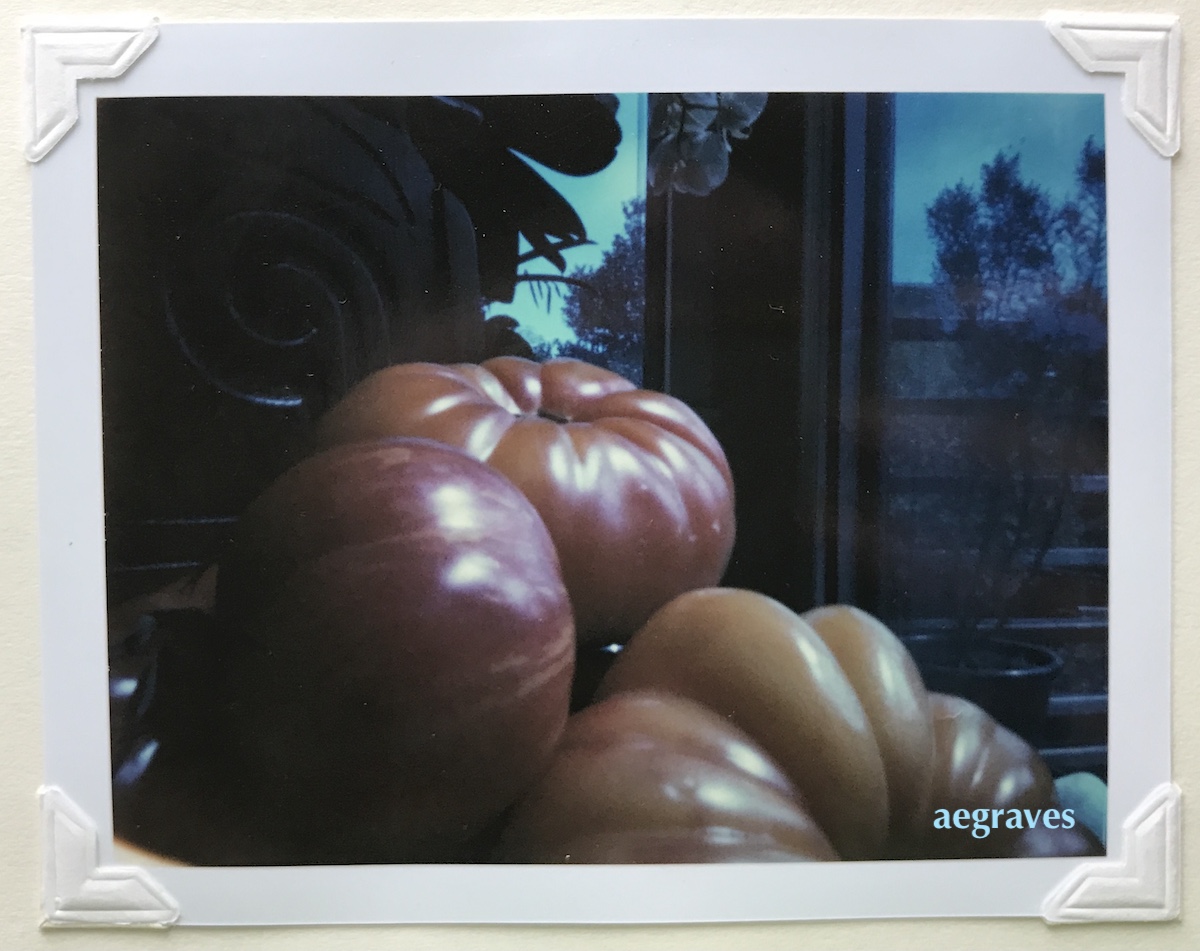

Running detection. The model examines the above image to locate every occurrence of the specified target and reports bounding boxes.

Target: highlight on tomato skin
[211,436,577,865]
[594,587,891,861]
[310,356,737,647]
[800,604,936,854]
[106,387,1092,866]
[493,690,840,864]
[590,590,1092,863]
[912,692,1070,861]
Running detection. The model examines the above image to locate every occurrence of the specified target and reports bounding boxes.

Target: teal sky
[492,92,1107,347]
[484,94,646,348]
[892,93,1106,285]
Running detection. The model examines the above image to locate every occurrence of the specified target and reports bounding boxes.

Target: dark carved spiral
[165,206,391,410]
[137,99,483,415]
[98,98,486,519]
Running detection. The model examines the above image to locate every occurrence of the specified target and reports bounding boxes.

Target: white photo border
[33,18,1170,926]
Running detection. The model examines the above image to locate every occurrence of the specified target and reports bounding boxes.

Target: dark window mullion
[643,93,895,614]
[647,93,847,612]
[834,93,896,608]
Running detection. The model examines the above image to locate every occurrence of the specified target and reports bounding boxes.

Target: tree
[920,142,1108,636]
[927,142,1106,347]
[536,197,646,383]
[1051,137,1107,341]
[927,151,1057,327]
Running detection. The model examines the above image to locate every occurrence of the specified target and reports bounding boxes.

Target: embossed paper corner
[1042,783,1181,923]
[40,786,179,928]
[1045,11,1180,157]
[22,20,159,162]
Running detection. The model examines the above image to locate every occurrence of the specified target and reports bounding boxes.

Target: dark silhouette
[534,197,646,384]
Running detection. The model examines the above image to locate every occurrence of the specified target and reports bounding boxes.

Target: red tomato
[800,605,935,854]
[594,589,890,860]
[915,693,1061,859]
[495,690,839,863]
[215,437,575,864]
[311,357,736,646]
[595,593,1087,862]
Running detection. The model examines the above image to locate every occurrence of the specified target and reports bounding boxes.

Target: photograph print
[99,90,1109,869]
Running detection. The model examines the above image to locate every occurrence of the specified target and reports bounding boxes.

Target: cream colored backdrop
[1,2,1194,948]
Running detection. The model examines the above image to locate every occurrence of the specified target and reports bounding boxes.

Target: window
[651,91,1107,774]
[878,94,1108,775]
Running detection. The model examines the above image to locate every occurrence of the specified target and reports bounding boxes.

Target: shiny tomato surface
[312,357,736,645]
[495,690,839,863]
[216,437,575,863]
[801,605,935,853]
[916,693,1060,859]
[595,588,890,860]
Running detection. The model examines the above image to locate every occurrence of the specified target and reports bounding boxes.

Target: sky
[483,94,647,349]
[489,92,1107,347]
[891,93,1106,285]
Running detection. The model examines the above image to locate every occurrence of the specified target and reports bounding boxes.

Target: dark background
[99,94,1107,774]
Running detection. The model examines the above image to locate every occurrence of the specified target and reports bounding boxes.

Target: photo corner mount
[22,19,159,163]
[1041,782,1181,924]
[1044,11,1180,157]
[39,785,179,928]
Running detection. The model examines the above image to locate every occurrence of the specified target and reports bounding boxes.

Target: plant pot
[902,633,1064,744]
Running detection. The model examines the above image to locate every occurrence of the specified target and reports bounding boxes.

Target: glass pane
[881,92,1108,747]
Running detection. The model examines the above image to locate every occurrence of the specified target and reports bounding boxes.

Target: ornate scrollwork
[97,98,487,520]
[164,206,391,410]
[97,94,622,554]
[112,98,484,416]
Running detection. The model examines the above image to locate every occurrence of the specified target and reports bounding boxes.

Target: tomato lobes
[113,358,1095,866]
[801,605,935,851]
[915,693,1060,859]
[313,357,736,645]
[595,588,890,860]
[215,437,575,864]
[495,691,839,864]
